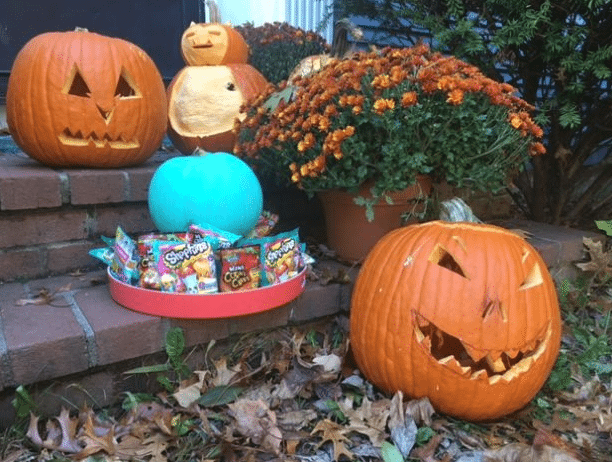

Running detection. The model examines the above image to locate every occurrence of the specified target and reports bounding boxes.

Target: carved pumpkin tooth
[438,355,456,365]
[414,326,424,343]
[470,369,487,380]
[510,356,534,376]
[422,335,432,352]
[439,355,464,373]
[461,342,488,362]
[486,355,506,373]
[506,348,521,359]
[521,339,538,354]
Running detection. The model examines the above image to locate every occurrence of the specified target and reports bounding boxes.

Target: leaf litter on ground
[10,312,609,462]
[8,233,612,462]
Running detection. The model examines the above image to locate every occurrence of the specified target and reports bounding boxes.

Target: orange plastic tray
[107,267,307,319]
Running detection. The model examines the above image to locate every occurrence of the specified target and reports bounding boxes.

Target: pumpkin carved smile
[58,128,139,149]
[413,312,553,384]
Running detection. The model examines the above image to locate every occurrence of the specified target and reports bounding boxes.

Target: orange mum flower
[372,74,392,90]
[529,142,546,156]
[401,91,418,107]
[509,113,523,129]
[373,98,396,114]
[446,89,464,105]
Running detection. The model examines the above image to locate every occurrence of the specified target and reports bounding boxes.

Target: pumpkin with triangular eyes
[6,29,167,168]
[350,221,562,421]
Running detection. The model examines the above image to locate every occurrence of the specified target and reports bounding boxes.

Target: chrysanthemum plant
[235,44,546,220]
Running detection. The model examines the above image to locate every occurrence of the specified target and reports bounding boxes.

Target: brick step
[0,147,176,281]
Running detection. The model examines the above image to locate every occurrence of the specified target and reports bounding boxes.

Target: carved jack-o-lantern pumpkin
[6,29,167,168]
[350,221,562,421]
[180,22,249,66]
[167,64,268,154]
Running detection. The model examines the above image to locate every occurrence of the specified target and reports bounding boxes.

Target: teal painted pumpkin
[148,152,263,235]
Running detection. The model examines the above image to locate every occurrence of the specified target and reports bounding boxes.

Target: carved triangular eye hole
[519,263,544,290]
[428,244,469,279]
[114,69,140,98]
[64,66,91,97]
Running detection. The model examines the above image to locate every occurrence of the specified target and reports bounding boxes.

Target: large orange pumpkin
[6,29,167,168]
[167,64,268,154]
[180,22,249,66]
[350,221,562,421]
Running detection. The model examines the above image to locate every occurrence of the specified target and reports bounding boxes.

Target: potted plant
[234,44,546,261]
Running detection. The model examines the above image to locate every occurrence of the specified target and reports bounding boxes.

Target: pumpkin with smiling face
[180,22,249,66]
[6,29,167,168]
[350,221,562,421]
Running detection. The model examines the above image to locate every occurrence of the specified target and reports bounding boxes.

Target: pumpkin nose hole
[96,105,113,123]
[428,244,468,278]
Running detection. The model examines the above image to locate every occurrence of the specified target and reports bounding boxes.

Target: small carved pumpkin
[180,22,249,66]
[167,64,268,154]
[6,29,167,168]
[350,221,562,421]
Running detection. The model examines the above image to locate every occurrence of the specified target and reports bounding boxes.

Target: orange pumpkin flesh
[167,64,268,154]
[6,30,167,168]
[180,23,249,66]
[350,221,562,421]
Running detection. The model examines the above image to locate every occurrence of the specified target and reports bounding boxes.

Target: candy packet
[156,240,218,294]
[187,223,242,250]
[136,233,187,289]
[240,228,301,286]
[245,211,280,239]
[89,246,114,267]
[110,227,140,284]
[219,245,261,292]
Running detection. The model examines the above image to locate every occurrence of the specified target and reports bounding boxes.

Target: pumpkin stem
[439,197,482,223]
[331,18,363,58]
[74,27,89,32]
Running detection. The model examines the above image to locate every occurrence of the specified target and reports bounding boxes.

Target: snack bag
[187,223,241,250]
[137,233,187,289]
[245,211,279,239]
[240,229,301,286]
[219,245,261,292]
[89,246,114,267]
[157,241,218,294]
[111,227,140,284]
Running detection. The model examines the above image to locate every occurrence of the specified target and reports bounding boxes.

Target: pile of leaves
[2,228,612,462]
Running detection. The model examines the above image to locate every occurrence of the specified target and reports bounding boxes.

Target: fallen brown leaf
[227,398,282,455]
[483,442,581,462]
[311,418,353,462]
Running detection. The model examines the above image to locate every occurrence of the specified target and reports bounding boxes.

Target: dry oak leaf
[227,398,282,455]
[341,396,390,447]
[26,408,83,454]
[311,418,353,461]
[172,370,208,408]
[483,442,581,462]
[576,237,611,275]
[74,412,117,458]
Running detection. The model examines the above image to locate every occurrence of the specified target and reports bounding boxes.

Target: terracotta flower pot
[318,176,432,263]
